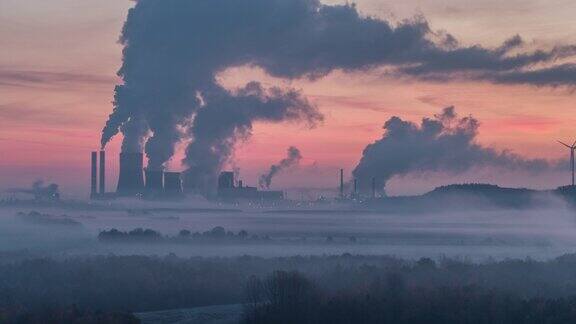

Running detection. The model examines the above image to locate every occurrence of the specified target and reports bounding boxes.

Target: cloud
[0,69,114,89]
[493,63,576,86]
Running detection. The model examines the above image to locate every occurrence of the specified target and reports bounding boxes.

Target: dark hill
[362,183,570,213]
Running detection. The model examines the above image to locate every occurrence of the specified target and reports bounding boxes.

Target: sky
[1,0,576,197]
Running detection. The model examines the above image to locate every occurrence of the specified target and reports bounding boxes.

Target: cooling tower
[145,170,164,192]
[116,152,145,195]
[99,150,106,194]
[90,152,97,198]
[164,172,183,195]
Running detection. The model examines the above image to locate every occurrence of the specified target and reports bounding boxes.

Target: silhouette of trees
[244,271,320,324]
[98,227,269,243]
[0,305,138,324]
[242,271,576,324]
[3,253,576,319]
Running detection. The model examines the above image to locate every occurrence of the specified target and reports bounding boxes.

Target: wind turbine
[558,140,576,187]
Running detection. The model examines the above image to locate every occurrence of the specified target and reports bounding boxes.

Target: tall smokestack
[99,151,106,194]
[339,169,344,199]
[117,152,145,195]
[371,177,376,199]
[354,179,357,196]
[90,152,97,198]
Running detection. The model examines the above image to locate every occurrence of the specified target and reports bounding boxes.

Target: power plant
[91,151,293,200]
[89,151,373,202]
[90,151,183,199]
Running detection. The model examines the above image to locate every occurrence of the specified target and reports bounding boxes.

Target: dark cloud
[259,146,303,189]
[494,63,576,86]
[401,37,576,77]
[352,107,555,194]
[0,69,113,89]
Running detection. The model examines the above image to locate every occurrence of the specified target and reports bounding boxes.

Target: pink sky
[1,0,575,197]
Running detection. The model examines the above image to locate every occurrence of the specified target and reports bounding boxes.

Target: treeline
[3,254,576,315]
[243,271,576,324]
[98,226,270,243]
[16,211,81,227]
[0,305,138,324]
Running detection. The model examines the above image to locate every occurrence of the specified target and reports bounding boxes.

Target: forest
[2,253,576,322]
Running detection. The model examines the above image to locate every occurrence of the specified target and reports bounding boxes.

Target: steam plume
[259,146,303,189]
[352,107,553,194]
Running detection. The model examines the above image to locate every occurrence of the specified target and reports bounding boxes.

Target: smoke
[352,107,554,194]
[100,0,576,191]
[259,146,303,189]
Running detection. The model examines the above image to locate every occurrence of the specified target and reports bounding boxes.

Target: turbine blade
[558,140,572,148]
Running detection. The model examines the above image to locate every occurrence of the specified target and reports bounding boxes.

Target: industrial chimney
[116,152,145,195]
[90,152,97,198]
[164,172,183,195]
[145,170,164,193]
[99,151,106,195]
[339,169,344,199]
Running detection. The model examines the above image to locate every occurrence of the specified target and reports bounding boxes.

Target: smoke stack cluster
[90,151,184,198]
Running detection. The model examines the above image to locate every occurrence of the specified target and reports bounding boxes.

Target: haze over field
[1,196,575,261]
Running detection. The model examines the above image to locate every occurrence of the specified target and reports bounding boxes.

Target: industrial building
[217,171,283,201]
